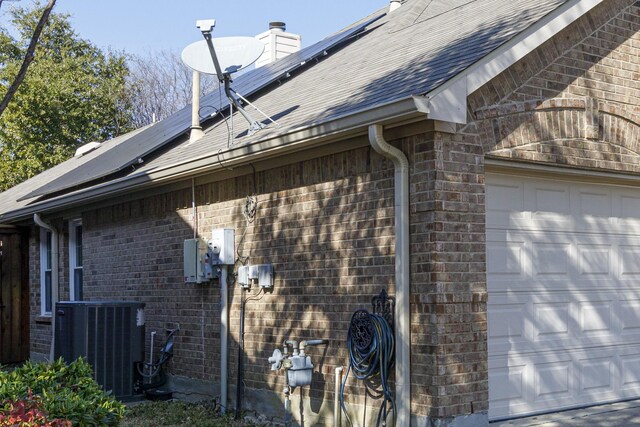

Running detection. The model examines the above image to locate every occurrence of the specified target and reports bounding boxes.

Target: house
[0,0,638,424]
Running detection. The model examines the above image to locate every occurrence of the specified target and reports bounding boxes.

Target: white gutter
[34,214,58,361]
[368,124,410,426]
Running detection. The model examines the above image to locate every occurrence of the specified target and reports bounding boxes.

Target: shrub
[0,390,71,426]
[0,358,125,426]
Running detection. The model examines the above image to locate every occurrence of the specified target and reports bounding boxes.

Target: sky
[1,1,389,56]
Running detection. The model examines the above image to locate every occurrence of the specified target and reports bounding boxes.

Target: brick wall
[76,146,398,418]
[409,127,487,420]
[471,0,639,167]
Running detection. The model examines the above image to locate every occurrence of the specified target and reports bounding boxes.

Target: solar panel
[20,13,385,202]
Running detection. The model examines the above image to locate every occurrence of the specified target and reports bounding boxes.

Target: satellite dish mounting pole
[198,21,266,136]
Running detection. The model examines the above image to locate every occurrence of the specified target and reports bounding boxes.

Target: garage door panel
[617,192,640,230]
[533,301,571,342]
[488,174,640,420]
[486,182,526,228]
[620,246,640,277]
[533,242,571,277]
[577,244,612,277]
[489,292,628,354]
[534,360,573,405]
[486,240,524,276]
[576,188,613,218]
[529,182,571,218]
[618,297,640,335]
[578,300,614,337]
[490,345,640,419]
[578,356,615,397]
[620,351,640,391]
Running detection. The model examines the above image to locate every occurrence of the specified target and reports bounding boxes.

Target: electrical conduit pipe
[34,214,59,362]
[368,124,411,427]
[220,267,229,412]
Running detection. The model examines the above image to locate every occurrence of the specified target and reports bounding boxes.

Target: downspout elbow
[368,124,411,427]
[368,125,409,173]
[34,214,59,361]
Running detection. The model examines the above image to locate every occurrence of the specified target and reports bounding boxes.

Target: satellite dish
[181,37,264,75]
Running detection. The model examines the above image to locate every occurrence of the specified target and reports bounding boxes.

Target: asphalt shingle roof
[0,0,568,221]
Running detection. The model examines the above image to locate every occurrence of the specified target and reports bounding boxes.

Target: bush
[0,358,125,426]
[0,390,71,426]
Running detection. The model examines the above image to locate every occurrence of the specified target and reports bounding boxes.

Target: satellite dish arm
[201,30,225,82]
[222,78,262,133]
[197,22,266,136]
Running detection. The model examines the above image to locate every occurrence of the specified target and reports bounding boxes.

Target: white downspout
[34,214,58,361]
[220,267,229,412]
[368,124,411,427]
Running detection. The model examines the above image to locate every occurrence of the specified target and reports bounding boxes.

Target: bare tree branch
[0,0,56,118]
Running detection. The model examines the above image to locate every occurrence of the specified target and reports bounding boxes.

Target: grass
[121,401,271,427]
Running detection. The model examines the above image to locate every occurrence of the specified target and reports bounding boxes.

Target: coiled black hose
[340,309,396,427]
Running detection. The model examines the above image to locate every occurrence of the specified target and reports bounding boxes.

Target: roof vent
[389,0,402,12]
[74,141,101,157]
[269,21,286,32]
[255,21,301,68]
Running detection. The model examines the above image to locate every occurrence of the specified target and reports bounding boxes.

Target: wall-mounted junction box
[184,238,212,283]
[184,229,235,284]
[211,229,235,265]
[238,264,273,289]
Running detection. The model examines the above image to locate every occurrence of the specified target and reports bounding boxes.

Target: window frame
[69,219,83,301]
[39,228,53,316]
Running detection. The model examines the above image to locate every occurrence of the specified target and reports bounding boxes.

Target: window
[69,220,83,301]
[39,228,52,315]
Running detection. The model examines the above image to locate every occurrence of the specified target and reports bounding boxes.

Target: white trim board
[426,0,605,124]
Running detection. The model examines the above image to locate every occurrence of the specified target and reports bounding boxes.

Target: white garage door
[487,173,640,420]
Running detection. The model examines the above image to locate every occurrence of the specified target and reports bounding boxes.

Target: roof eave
[423,0,605,125]
[0,95,429,223]
[2,0,605,222]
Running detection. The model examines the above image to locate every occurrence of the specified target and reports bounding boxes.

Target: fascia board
[424,0,604,124]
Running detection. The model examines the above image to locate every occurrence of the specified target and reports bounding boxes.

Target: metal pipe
[149,331,156,379]
[285,340,299,355]
[235,290,247,419]
[283,383,292,427]
[220,267,229,412]
[299,339,328,353]
[368,124,411,427]
[334,366,344,427]
[189,70,205,143]
[34,214,58,362]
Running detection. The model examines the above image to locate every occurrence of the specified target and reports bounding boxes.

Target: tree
[0,4,133,191]
[126,50,218,128]
[0,0,56,119]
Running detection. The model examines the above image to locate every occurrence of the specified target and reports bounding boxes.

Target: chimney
[254,21,301,68]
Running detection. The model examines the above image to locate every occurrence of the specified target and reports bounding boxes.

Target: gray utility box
[54,301,145,400]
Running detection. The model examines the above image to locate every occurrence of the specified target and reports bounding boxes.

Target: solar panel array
[21,13,385,201]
